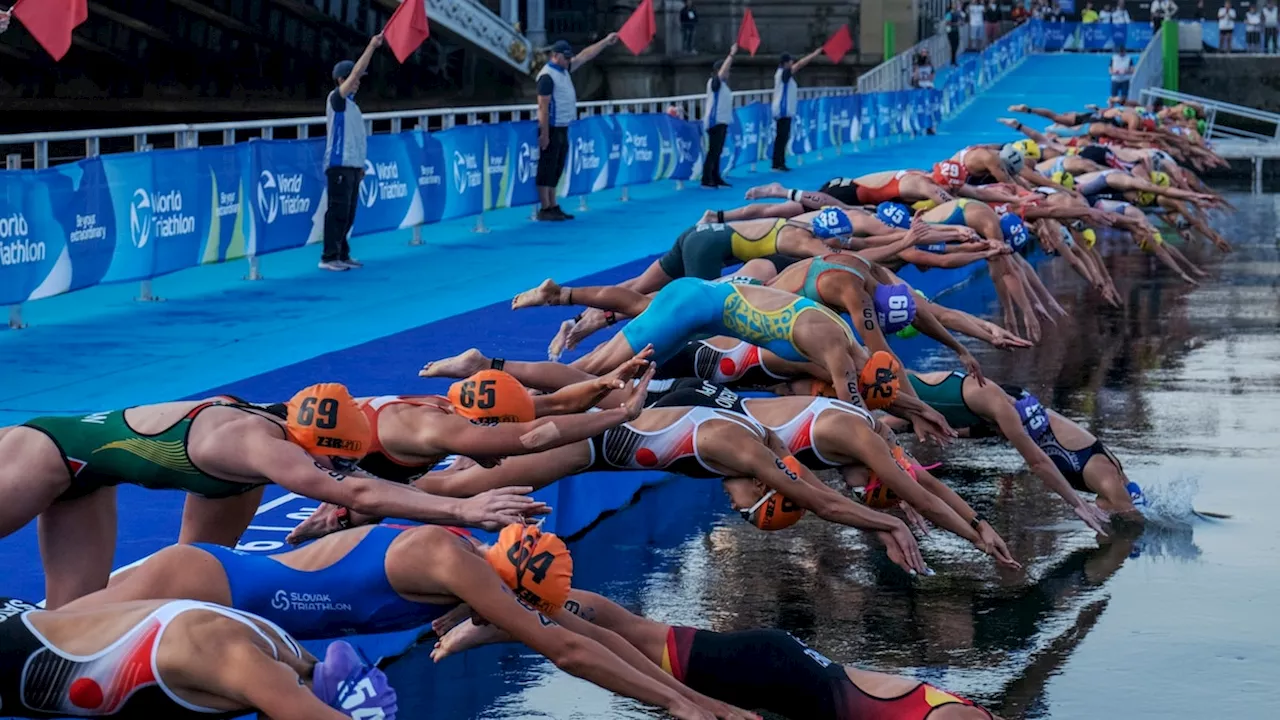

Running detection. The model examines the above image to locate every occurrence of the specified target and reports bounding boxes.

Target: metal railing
[1138,87,1280,142]
[857,31,951,93]
[1129,25,1164,99]
[0,86,856,171]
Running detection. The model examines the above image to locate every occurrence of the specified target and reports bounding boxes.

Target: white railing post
[578,195,590,212]
[409,226,423,246]
[5,153,26,328]
[245,256,263,281]
[473,212,490,233]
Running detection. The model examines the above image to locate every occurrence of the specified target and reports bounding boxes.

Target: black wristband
[716,210,725,224]
[490,358,505,371]
[970,514,984,530]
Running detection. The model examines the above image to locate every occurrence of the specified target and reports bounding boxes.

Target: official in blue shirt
[535,35,617,221]
[321,33,382,272]
[701,42,738,188]
[770,47,822,172]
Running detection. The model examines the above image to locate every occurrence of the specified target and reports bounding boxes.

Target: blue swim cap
[1000,212,1029,252]
[875,201,911,230]
[810,207,854,240]
[873,283,917,332]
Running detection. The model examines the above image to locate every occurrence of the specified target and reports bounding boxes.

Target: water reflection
[388,195,1280,719]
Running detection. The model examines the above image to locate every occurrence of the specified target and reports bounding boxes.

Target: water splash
[1125,474,1207,562]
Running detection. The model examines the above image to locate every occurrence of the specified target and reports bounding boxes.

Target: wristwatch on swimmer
[969,514,984,530]
[335,507,352,530]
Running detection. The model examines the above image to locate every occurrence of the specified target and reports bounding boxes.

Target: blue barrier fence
[0,26,1027,309]
[1028,19,1156,51]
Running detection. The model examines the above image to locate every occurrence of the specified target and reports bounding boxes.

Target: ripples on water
[388,194,1280,719]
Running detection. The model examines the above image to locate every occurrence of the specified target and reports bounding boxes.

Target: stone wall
[1179,55,1280,113]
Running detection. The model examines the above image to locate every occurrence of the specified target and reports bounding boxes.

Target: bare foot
[564,309,610,350]
[512,278,563,310]
[431,619,513,662]
[285,502,371,545]
[548,319,576,361]
[745,181,786,200]
[420,348,489,378]
[1008,104,1029,113]
[997,118,1019,129]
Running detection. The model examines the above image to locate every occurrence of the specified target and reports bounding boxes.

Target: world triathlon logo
[621,131,636,166]
[256,170,309,224]
[359,159,379,208]
[257,170,280,224]
[129,189,152,248]
[517,142,539,184]
[452,151,480,195]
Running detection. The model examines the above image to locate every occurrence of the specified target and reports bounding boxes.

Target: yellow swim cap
[1137,191,1156,206]
[1050,171,1075,190]
[1013,139,1042,162]
[1083,228,1097,248]
[912,199,938,212]
[1139,231,1165,252]
[1151,171,1171,187]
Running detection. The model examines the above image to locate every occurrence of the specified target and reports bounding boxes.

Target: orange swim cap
[285,383,371,457]
[863,446,918,509]
[749,490,806,531]
[858,351,902,411]
[485,523,573,614]
[448,370,536,424]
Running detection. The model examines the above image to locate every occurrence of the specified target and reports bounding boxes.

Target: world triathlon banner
[0,23,1029,308]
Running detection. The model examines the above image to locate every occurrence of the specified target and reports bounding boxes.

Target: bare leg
[416,443,592,497]
[513,279,652,318]
[704,200,807,224]
[177,487,265,547]
[571,333,646,376]
[61,544,233,610]
[40,487,117,608]
[1010,105,1080,125]
[0,427,70,539]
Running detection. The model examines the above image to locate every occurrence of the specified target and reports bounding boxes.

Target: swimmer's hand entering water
[1074,502,1111,537]
[456,486,552,531]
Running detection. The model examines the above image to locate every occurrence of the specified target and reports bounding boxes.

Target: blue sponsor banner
[858,93,876,142]
[565,115,613,197]
[201,145,248,264]
[1030,20,1156,51]
[0,172,56,304]
[482,124,512,211]
[352,134,420,237]
[1125,23,1153,51]
[732,103,765,167]
[1082,23,1111,50]
[507,122,541,208]
[614,114,662,187]
[248,139,325,257]
[55,158,116,294]
[875,92,894,141]
[97,150,205,283]
[404,130,447,225]
[437,125,487,219]
[670,118,703,181]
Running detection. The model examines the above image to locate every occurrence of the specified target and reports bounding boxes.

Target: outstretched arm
[570,33,619,70]
[204,640,350,720]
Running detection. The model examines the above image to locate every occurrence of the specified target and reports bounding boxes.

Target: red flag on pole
[737,9,760,56]
[617,0,656,55]
[383,0,430,63]
[10,0,88,61]
[822,24,854,64]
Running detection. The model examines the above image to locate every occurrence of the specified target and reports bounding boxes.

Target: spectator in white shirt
[1264,0,1279,53]
[1150,0,1178,32]
[968,1,986,50]
[1247,6,1263,50]
[1110,1,1132,24]
[1219,0,1237,52]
